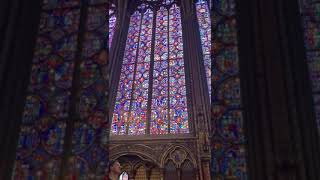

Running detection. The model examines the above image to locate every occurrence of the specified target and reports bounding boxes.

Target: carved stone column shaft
[236,0,320,179]
[108,0,131,117]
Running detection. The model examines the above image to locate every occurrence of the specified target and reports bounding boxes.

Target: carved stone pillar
[236,0,320,179]
[146,167,152,180]
[109,0,128,78]
[201,160,211,180]
[159,168,164,180]
[108,0,131,115]
[177,168,181,180]
[180,0,211,134]
[180,2,211,180]
[129,169,137,180]
[194,167,200,180]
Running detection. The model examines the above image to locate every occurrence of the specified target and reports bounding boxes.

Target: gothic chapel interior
[1,0,320,180]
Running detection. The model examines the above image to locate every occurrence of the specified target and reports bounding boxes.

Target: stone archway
[110,142,200,180]
[111,154,160,180]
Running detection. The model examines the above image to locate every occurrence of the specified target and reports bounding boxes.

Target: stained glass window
[42,0,80,9]
[13,5,80,179]
[111,1,189,135]
[300,2,320,134]
[111,9,151,135]
[109,3,116,47]
[210,0,247,179]
[67,1,109,178]
[196,0,212,100]
[151,4,188,135]
[13,0,109,178]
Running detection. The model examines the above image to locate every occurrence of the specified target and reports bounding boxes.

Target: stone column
[129,169,137,180]
[108,0,131,116]
[194,167,200,180]
[180,0,211,135]
[146,167,152,180]
[159,168,164,180]
[180,1,211,179]
[177,167,181,180]
[236,0,320,179]
[201,160,211,180]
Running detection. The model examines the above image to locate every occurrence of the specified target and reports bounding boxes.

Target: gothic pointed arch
[110,0,190,136]
[160,145,197,168]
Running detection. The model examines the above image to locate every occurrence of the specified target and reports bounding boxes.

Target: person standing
[105,160,122,180]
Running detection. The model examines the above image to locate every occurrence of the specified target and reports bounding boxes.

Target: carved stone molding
[162,146,197,169]
[110,139,199,168]
[110,144,159,164]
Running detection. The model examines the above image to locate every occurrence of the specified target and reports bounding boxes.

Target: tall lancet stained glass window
[109,3,116,47]
[13,0,110,178]
[12,0,81,178]
[111,1,189,135]
[196,0,212,100]
[210,0,247,179]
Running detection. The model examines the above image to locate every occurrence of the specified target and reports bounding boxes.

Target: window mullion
[59,0,88,178]
[127,11,144,135]
[207,0,211,13]
[167,7,171,134]
[146,8,157,135]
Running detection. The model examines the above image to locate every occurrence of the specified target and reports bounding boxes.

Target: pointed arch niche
[110,0,190,136]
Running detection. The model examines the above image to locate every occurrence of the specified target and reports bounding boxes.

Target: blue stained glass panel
[67,5,109,177]
[42,0,80,9]
[196,0,212,100]
[109,4,117,48]
[113,3,189,135]
[13,7,80,178]
[209,0,247,178]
